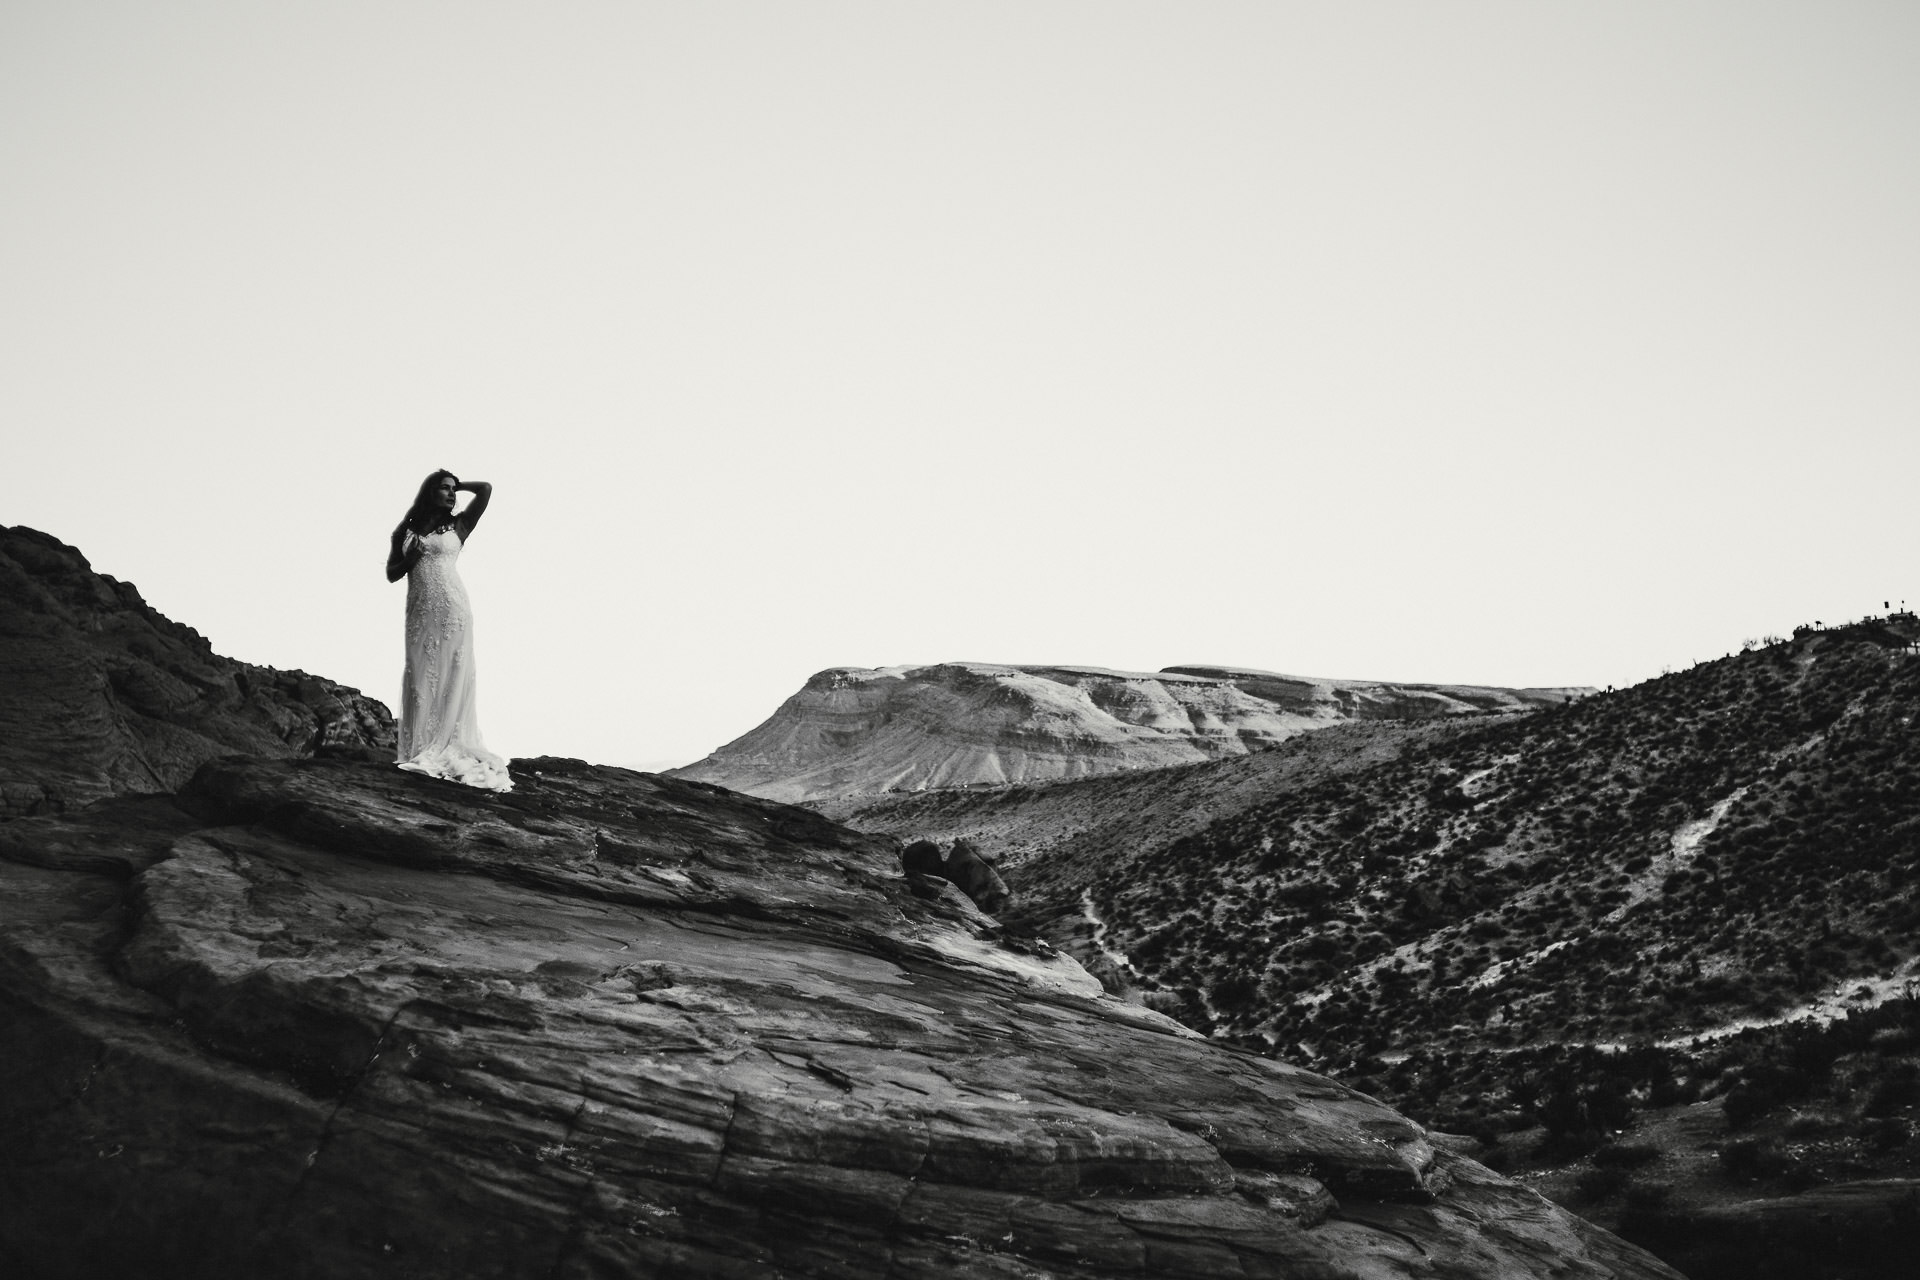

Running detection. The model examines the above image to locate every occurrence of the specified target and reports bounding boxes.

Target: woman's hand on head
[453,481,492,539]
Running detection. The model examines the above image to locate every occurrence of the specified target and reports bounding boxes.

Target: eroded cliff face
[0,754,1678,1280]
[0,525,394,818]
[668,662,1585,804]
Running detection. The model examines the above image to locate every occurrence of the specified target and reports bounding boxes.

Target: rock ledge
[1,755,1675,1279]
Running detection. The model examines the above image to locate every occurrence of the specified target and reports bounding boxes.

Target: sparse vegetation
[834,617,1920,1270]
[1056,626,1920,1132]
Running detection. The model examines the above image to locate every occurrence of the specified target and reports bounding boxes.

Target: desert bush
[1870,1024,1917,1052]
[1864,1062,1920,1117]
[1859,1116,1911,1151]
[1208,972,1260,1012]
[1140,986,1210,1034]
[1130,927,1175,964]
[1784,1113,1835,1138]
[1586,1079,1636,1132]
[1573,1165,1630,1201]
[1534,1127,1604,1159]
[1723,1078,1788,1127]
[1622,1181,1672,1214]
[1718,1137,1791,1182]
[1648,1072,1698,1107]
[1592,1142,1661,1169]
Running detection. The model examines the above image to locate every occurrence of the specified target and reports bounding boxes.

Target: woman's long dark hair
[403,469,459,535]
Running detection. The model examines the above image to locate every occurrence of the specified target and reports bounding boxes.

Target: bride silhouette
[385,470,512,791]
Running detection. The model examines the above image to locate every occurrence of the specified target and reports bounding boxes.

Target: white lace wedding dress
[396,527,512,791]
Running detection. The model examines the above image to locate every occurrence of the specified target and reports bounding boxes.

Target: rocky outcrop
[0,753,1679,1280]
[903,838,1013,915]
[669,662,1585,803]
[0,525,394,818]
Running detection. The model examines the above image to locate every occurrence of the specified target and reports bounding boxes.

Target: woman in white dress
[385,470,512,791]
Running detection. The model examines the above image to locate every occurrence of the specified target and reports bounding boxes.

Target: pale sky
[4,2,1917,768]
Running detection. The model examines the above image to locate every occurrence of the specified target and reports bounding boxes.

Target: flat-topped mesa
[669,660,1587,803]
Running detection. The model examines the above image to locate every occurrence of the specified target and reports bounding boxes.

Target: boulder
[944,838,1012,915]
[901,837,1013,916]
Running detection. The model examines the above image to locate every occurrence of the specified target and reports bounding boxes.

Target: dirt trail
[1655,957,1920,1049]
[1080,888,1139,978]
[1601,788,1746,926]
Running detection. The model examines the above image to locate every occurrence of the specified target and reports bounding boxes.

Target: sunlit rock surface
[669,662,1585,803]
[0,754,1674,1279]
[0,525,394,818]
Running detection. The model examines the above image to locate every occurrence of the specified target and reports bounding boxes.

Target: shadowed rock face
[1621,1179,1920,1280]
[0,754,1679,1280]
[668,662,1586,804]
[0,525,395,818]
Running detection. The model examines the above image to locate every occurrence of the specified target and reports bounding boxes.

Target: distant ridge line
[669,659,1589,803]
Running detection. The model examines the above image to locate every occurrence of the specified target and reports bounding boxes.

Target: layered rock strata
[0,525,394,817]
[670,662,1584,803]
[0,754,1677,1280]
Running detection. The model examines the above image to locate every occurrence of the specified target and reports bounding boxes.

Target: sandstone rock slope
[0,753,1679,1279]
[0,525,394,818]
[669,661,1584,803]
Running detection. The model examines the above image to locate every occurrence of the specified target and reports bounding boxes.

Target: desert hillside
[670,660,1583,803]
[835,618,1920,1278]
[1081,621,1920,1062]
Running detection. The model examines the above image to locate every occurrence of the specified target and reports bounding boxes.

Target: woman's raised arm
[455,481,492,541]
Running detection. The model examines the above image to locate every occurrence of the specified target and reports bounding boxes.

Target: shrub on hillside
[1859,1116,1911,1151]
[1208,972,1260,1012]
[1537,1076,1636,1139]
[1869,1024,1916,1052]
[1723,1083,1780,1127]
[1864,1062,1920,1117]
[1592,1141,1661,1169]
[1622,1180,1672,1214]
[1140,986,1210,1035]
[1718,1137,1791,1182]
[1648,1071,1698,1107]
[1573,1165,1630,1201]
